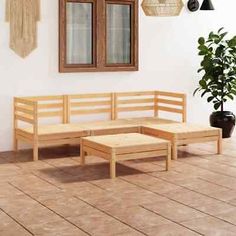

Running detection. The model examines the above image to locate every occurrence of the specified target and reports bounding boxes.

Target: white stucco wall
[0,0,235,151]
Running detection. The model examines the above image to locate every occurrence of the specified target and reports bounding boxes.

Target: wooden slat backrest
[14,91,187,127]
[114,91,156,119]
[155,91,187,122]
[22,95,66,123]
[67,93,114,122]
[14,97,37,125]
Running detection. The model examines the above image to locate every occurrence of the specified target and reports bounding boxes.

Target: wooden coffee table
[142,123,222,160]
[80,133,171,178]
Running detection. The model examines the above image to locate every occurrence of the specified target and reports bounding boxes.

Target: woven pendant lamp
[141,0,184,17]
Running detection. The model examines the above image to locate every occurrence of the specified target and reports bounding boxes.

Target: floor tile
[27,219,88,236]
[143,200,206,223]
[195,201,235,215]
[37,193,96,218]
[1,138,236,235]
[164,188,218,207]
[0,211,32,236]
[182,216,236,236]
[106,206,171,230]
[67,211,132,236]
[143,222,201,236]
[217,208,236,224]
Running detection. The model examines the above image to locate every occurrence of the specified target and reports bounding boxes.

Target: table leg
[80,141,85,166]
[172,142,178,160]
[110,151,116,179]
[217,130,222,154]
[166,143,171,171]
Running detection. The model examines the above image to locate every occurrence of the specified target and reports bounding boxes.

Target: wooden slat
[63,95,68,124]
[38,111,63,118]
[157,98,183,106]
[141,126,174,140]
[118,98,154,105]
[16,134,33,144]
[91,126,140,136]
[15,106,34,115]
[183,94,187,122]
[157,106,183,114]
[71,100,110,107]
[24,95,63,101]
[116,91,155,97]
[83,145,111,160]
[177,131,219,139]
[15,114,34,124]
[117,106,154,112]
[82,139,111,153]
[178,136,219,145]
[38,103,63,109]
[15,97,36,106]
[117,150,167,161]
[16,129,33,140]
[40,137,82,145]
[156,91,185,98]
[39,131,89,141]
[111,93,115,120]
[71,108,110,115]
[115,143,168,154]
[70,93,111,99]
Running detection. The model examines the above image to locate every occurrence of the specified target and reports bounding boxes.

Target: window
[59,0,138,72]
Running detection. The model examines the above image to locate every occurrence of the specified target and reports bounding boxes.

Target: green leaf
[220,32,228,39]
[212,91,218,97]
[218,27,224,33]
[193,88,200,96]
[214,103,221,110]
[207,96,214,103]
[226,93,234,99]
[201,90,208,97]
[198,45,209,52]
[199,80,207,88]
[198,37,205,45]
[199,51,206,56]
[228,37,236,47]
[197,68,204,73]
[215,45,224,57]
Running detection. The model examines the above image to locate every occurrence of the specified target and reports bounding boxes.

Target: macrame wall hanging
[5,0,40,58]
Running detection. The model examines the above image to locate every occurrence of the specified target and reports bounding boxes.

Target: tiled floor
[1,138,236,235]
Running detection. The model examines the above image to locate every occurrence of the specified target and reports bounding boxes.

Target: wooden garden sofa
[14,91,186,161]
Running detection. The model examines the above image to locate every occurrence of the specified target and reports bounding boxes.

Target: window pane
[66,3,93,64]
[106,4,131,64]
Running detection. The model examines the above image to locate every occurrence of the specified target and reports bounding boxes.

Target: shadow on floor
[39,162,145,182]
[0,145,81,163]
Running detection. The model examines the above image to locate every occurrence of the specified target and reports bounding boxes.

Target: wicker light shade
[141,0,184,17]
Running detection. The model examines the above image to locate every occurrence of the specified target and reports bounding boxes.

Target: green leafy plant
[194,28,236,111]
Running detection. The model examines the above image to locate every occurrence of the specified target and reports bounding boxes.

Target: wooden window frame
[59,0,138,73]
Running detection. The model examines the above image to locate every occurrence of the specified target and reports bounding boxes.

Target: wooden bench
[142,123,222,160]
[80,133,171,178]
[13,90,186,161]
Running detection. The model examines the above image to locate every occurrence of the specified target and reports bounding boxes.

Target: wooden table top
[82,133,168,148]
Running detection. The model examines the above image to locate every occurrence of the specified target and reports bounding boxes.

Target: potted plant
[194,28,236,138]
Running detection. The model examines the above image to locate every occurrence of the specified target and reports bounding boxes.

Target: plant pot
[210,111,236,138]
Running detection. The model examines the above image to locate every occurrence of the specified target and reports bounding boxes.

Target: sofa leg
[33,143,39,161]
[166,143,171,171]
[14,137,18,152]
[110,152,116,179]
[217,137,222,154]
[172,143,178,160]
[80,145,85,166]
